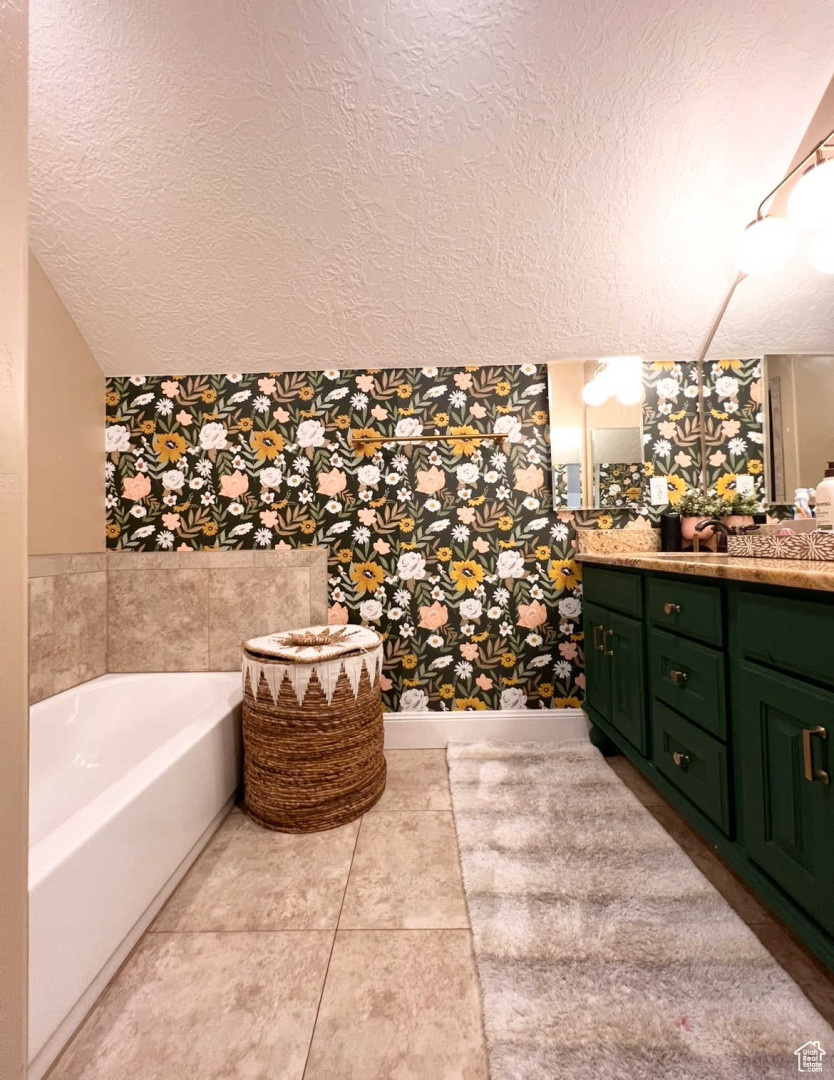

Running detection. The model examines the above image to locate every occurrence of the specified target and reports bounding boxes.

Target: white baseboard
[28,796,234,1080]
[383,708,588,749]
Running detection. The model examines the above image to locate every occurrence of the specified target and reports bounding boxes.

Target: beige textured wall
[0,0,30,1073]
[28,251,104,555]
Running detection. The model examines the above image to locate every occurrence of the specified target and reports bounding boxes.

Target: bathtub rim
[29,671,242,889]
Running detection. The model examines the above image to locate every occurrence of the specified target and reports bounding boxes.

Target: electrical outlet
[649,476,669,505]
[736,474,755,496]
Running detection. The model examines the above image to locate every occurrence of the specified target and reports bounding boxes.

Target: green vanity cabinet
[582,561,834,972]
[733,661,834,937]
[583,600,647,754]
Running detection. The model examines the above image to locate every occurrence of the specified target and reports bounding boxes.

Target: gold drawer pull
[669,669,688,685]
[593,624,605,652]
[672,751,690,768]
[802,726,829,785]
[663,602,682,615]
[603,629,614,657]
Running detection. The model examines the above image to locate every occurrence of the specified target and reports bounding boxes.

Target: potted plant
[717,492,761,531]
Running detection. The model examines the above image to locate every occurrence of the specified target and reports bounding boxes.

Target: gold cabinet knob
[669,669,688,685]
[663,602,682,615]
[672,751,690,768]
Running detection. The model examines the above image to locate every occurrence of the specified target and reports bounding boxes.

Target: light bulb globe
[581,377,609,407]
[788,158,834,231]
[807,229,834,274]
[615,381,643,406]
[737,216,796,276]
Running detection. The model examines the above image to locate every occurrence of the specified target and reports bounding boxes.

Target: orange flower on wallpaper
[152,433,187,464]
[453,371,473,390]
[370,405,387,421]
[415,466,445,495]
[161,513,181,530]
[460,643,479,661]
[456,506,476,524]
[250,431,284,461]
[373,538,391,555]
[418,601,448,630]
[750,379,762,404]
[258,377,276,395]
[350,562,385,594]
[355,374,375,393]
[259,510,278,528]
[122,474,151,500]
[514,464,544,493]
[721,419,741,439]
[357,508,377,526]
[472,537,490,554]
[516,600,547,630]
[475,673,493,691]
[273,407,291,423]
[175,410,193,427]
[448,426,480,457]
[219,470,249,498]
[470,403,487,419]
[449,560,484,592]
[316,468,347,497]
[351,429,380,460]
[328,603,349,625]
[160,380,180,398]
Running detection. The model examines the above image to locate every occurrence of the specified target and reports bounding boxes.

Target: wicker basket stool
[242,624,386,832]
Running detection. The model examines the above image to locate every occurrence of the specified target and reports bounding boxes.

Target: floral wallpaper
[105,364,586,712]
[595,463,645,508]
[701,358,765,501]
[641,360,703,508]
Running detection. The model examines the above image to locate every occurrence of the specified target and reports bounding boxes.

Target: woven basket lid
[244,624,382,664]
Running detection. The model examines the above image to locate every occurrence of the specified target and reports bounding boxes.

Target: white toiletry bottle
[815,464,834,527]
[794,488,813,519]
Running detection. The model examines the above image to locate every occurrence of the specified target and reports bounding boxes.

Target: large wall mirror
[548,358,647,510]
[708,248,834,508]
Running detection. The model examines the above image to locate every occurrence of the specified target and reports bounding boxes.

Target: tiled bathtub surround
[28,549,328,702]
[107,548,328,672]
[29,554,107,704]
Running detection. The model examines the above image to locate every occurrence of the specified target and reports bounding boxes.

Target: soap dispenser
[815,464,834,527]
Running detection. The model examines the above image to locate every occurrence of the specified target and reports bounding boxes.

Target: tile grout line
[300,814,364,1080]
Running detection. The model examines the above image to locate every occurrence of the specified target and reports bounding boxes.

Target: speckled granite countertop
[576,551,834,594]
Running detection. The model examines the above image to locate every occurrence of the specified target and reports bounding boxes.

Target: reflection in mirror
[706,245,834,507]
[548,358,646,510]
[765,355,834,503]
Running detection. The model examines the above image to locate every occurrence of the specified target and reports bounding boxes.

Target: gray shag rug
[448,739,833,1079]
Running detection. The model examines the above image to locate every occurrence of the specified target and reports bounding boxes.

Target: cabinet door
[734,661,834,935]
[583,600,611,723]
[606,609,647,754]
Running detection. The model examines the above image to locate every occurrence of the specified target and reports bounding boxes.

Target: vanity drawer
[730,589,834,688]
[649,628,726,739]
[583,565,643,619]
[646,575,723,646]
[653,701,730,834]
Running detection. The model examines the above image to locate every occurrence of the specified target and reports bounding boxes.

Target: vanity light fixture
[807,227,834,274]
[736,215,796,276]
[581,356,643,407]
[787,154,834,231]
[734,126,834,277]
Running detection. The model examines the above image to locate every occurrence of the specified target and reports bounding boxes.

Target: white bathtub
[28,672,242,1078]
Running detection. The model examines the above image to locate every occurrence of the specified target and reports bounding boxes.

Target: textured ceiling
[709,258,834,358]
[29,0,834,375]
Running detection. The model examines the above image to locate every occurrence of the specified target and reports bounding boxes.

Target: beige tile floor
[47,749,834,1079]
[47,750,489,1080]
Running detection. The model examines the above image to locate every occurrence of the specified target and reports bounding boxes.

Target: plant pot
[725,514,754,531]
